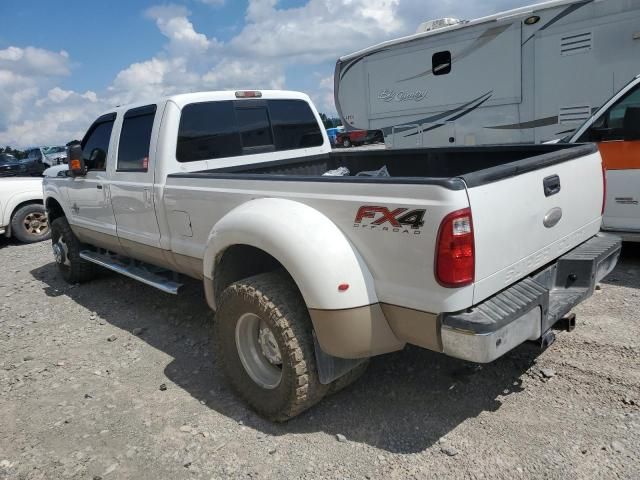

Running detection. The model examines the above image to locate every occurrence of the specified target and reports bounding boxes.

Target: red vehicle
[335,129,383,148]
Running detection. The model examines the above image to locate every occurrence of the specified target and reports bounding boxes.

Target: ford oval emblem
[543,207,562,228]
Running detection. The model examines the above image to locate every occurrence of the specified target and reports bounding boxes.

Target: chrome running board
[79,250,182,295]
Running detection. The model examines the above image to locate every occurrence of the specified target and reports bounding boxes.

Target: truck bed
[166,141,604,313]
[176,143,597,188]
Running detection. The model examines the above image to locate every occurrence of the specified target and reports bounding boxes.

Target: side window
[432,51,452,76]
[117,105,157,171]
[267,100,323,150]
[236,107,274,151]
[582,85,640,141]
[81,116,115,171]
[177,101,241,162]
[605,86,640,131]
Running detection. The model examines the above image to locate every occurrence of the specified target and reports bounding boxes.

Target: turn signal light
[70,159,82,170]
[435,208,475,287]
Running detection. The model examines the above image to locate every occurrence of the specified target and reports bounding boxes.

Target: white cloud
[231,0,404,63]
[0,46,73,142]
[0,46,70,76]
[145,5,213,56]
[203,59,285,90]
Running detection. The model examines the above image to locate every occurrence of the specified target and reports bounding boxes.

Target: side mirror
[623,106,640,141]
[67,144,85,177]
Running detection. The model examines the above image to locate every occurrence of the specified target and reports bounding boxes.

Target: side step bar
[79,250,183,295]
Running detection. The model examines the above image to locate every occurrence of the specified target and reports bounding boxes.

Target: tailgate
[465,144,604,304]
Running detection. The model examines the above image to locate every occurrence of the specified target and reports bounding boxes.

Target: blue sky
[0,0,529,147]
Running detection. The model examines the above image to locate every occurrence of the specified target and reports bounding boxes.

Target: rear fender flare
[203,198,379,311]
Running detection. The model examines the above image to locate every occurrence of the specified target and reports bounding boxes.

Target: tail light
[601,161,607,215]
[436,208,475,288]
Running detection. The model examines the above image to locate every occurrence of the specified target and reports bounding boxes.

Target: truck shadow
[600,241,640,289]
[32,261,544,454]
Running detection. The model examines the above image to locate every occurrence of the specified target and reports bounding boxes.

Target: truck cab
[45,90,331,269]
[566,74,640,239]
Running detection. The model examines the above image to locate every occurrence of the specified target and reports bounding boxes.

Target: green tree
[317,113,344,129]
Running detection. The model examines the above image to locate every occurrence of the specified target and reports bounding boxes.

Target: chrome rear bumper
[441,234,621,363]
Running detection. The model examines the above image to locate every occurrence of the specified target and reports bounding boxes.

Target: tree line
[319,113,342,129]
[0,146,27,159]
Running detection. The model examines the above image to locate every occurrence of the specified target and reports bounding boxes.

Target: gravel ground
[0,237,638,479]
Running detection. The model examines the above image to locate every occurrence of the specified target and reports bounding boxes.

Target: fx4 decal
[354,206,426,234]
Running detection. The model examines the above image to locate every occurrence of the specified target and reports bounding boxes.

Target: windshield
[42,146,66,155]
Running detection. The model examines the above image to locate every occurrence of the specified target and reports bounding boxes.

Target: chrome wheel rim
[235,313,282,389]
[52,236,71,267]
[24,212,48,236]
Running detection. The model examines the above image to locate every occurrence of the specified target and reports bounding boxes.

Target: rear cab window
[176,99,323,162]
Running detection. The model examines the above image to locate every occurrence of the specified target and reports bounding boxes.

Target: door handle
[543,175,561,197]
[143,188,152,207]
[96,184,103,190]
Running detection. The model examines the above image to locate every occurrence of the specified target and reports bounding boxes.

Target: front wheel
[10,204,50,243]
[214,272,329,421]
[342,138,352,148]
[50,217,97,283]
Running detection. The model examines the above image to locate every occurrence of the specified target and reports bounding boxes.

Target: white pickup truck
[43,90,620,421]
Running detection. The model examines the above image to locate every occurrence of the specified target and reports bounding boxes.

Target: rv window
[432,51,452,76]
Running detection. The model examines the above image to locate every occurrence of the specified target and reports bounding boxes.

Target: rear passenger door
[109,104,162,255]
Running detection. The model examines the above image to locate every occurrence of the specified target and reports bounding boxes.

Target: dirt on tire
[214,272,329,421]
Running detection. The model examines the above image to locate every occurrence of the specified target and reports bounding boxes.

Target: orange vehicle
[565,74,640,240]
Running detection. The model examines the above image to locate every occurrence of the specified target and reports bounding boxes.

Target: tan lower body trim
[382,303,441,352]
[309,304,405,359]
[309,303,440,359]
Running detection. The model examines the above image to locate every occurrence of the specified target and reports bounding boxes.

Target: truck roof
[339,0,590,62]
[102,90,313,117]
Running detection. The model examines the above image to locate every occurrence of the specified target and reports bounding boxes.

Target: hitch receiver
[555,313,577,332]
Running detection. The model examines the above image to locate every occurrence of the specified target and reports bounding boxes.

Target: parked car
[326,126,344,146]
[0,177,50,243]
[0,153,45,177]
[335,129,383,147]
[44,89,619,421]
[24,146,67,169]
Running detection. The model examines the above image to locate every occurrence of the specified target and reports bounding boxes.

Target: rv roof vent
[417,18,466,34]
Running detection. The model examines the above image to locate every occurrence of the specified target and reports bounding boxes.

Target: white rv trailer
[335,0,640,148]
